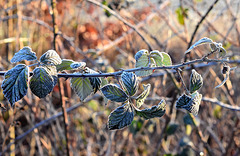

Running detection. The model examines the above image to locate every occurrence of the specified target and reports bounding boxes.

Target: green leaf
[136,84,151,108]
[102,0,112,17]
[108,102,134,130]
[70,62,86,69]
[135,49,155,77]
[121,72,138,96]
[40,50,62,65]
[101,84,128,102]
[175,7,188,25]
[161,52,172,66]
[56,59,74,71]
[166,123,179,136]
[1,64,28,106]
[150,50,163,67]
[84,68,102,93]
[189,69,203,93]
[176,93,202,116]
[176,8,184,25]
[135,99,166,119]
[176,94,192,108]
[44,65,58,86]
[11,46,37,63]
[30,66,57,98]
[185,37,213,54]
[150,51,172,66]
[70,73,93,101]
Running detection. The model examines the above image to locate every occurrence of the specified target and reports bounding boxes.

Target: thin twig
[106,131,116,156]
[92,12,157,55]
[50,0,71,155]
[176,69,190,94]
[0,14,96,65]
[202,97,240,111]
[187,0,219,49]
[184,0,238,47]
[58,79,72,156]
[146,0,188,43]
[0,101,86,155]
[206,126,225,154]
[50,0,58,50]
[153,91,178,156]
[85,0,153,51]
[1,0,38,13]
[189,113,214,156]
[224,0,240,46]
[222,118,239,156]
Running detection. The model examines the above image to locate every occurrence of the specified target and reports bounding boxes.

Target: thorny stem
[0,58,239,78]
[49,59,240,77]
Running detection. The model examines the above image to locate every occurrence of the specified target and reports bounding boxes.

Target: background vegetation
[0,0,240,155]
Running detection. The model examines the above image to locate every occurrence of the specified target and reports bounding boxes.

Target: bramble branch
[1,58,238,78]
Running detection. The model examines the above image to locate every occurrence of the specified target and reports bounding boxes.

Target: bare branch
[187,0,219,49]
[202,97,240,111]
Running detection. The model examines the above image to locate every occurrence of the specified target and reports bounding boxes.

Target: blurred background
[0,0,240,155]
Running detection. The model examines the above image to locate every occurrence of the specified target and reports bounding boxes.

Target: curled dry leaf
[215,66,231,89]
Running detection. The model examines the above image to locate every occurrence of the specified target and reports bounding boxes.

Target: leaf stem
[176,68,190,94]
